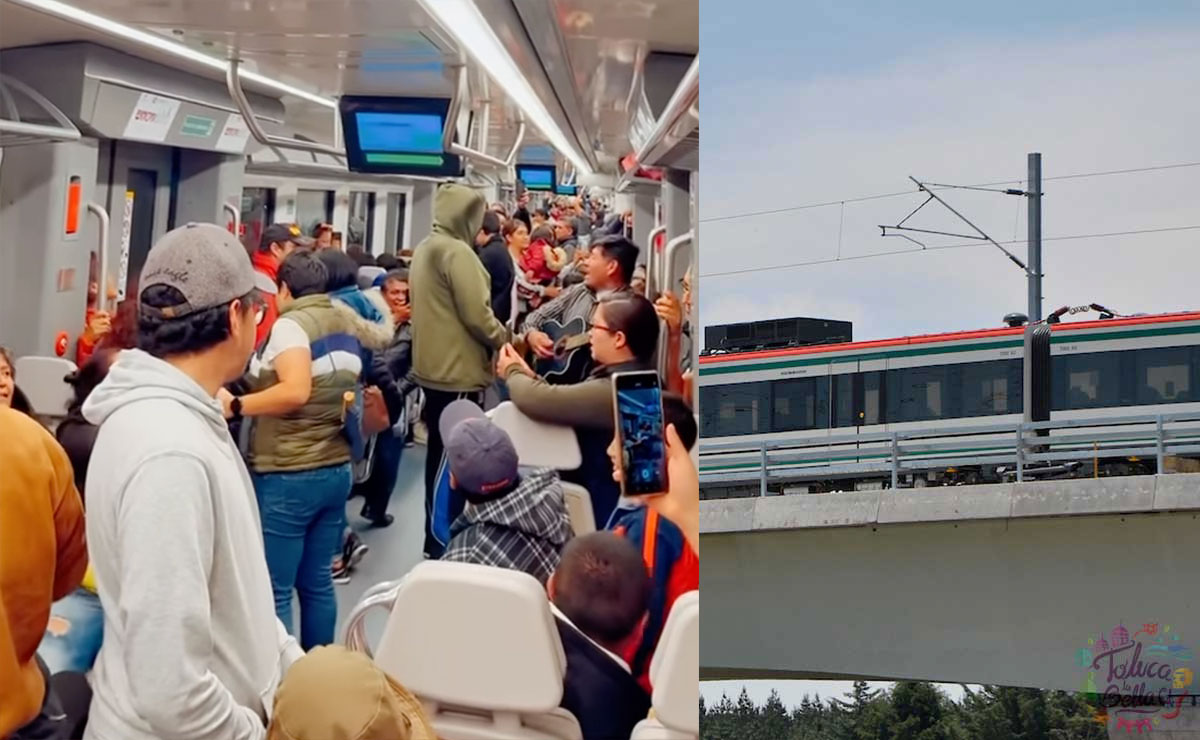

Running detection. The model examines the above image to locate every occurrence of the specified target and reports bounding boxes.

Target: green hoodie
[410,183,509,392]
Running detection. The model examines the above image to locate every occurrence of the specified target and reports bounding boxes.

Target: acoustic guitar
[517,316,594,385]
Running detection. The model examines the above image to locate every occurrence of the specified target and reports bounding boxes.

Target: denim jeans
[253,463,352,650]
[37,588,103,674]
[362,431,404,520]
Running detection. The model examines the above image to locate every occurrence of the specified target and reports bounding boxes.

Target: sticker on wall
[116,190,134,302]
[123,93,181,142]
[179,114,216,138]
[216,113,251,153]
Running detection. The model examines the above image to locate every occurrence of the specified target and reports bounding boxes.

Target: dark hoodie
[478,232,515,324]
[441,467,572,585]
[410,184,509,392]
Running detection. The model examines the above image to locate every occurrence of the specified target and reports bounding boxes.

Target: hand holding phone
[632,423,699,554]
[612,371,667,496]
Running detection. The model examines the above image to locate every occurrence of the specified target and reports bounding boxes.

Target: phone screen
[613,371,666,496]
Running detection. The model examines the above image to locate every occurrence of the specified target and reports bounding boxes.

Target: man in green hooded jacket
[410,182,509,557]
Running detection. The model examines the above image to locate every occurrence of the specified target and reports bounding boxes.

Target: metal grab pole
[87,203,111,313]
[342,579,404,657]
[645,224,666,296]
[656,232,693,376]
[222,201,240,239]
[226,59,343,158]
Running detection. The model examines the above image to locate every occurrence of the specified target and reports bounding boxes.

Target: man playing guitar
[519,235,638,383]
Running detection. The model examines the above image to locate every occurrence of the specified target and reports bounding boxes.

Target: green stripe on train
[697,324,1200,378]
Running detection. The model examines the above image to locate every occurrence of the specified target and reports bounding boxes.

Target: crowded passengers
[1,187,697,740]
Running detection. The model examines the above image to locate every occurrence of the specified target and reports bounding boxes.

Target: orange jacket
[0,408,87,735]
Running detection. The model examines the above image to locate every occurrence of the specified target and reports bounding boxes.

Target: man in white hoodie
[82,223,303,740]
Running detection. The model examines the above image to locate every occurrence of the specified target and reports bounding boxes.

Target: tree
[761,689,792,739]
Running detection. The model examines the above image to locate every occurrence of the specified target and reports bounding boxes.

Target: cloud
[699,25,1200,340]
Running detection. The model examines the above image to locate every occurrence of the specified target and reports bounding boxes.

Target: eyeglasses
[588,322,618,334]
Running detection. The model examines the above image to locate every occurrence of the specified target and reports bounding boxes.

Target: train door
[96,141,174,301]
[385,191,409,254]
[240,187,276,253]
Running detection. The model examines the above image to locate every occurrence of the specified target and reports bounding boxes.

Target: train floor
[334,444,428,648]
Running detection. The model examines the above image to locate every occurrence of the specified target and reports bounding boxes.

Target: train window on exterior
[862,371,883,425]
[700,382,768,436]
[771,377,830,432]
[1135,347,1193,404]
[1052,352,1124,410]
[832,373,854,428]
[961,359,1021,417]
[888,366,956,423]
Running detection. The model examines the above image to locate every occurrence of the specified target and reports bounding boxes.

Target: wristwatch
[231,396,244,420]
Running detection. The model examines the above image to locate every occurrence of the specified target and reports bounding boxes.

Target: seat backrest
[559,482,596,536]
[14,356,77,418]
[373,560,567,714]
[649,591,699,736]
[488,401,581,471]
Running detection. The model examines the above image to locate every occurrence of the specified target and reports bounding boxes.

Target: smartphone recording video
[612,370,667,496]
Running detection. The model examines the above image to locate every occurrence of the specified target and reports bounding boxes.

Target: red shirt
[251,252,280,348]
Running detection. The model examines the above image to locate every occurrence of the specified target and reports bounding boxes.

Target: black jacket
[56,411,98,499]
[556,617,651,739]
[370,322,416,425]
[478,235,516,324]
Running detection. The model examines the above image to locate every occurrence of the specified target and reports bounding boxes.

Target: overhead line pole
[1027,152,1043,322]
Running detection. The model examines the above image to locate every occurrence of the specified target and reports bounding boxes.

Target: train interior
[0,1,698,738]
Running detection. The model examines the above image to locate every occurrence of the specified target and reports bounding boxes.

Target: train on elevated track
[698,311,1200,496]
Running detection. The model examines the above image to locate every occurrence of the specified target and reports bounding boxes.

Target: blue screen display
[355,112,444,153]
[616,384,665,495]
[518,167,554,189]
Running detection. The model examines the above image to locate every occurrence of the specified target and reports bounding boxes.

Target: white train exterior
[698,312,1200,494]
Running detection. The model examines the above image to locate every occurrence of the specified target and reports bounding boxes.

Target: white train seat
[344,560,583,740]
[14,355,77,421]
[487,401,582,471]
[559,482,596,536]
[631,591,699,740]
[488,402,590,535]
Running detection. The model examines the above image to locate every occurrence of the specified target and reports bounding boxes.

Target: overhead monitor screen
[516,164,556,191]
[340,96,463,176]
[555,183,578,196]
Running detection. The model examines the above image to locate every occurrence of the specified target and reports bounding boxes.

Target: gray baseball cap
[139,223,257,319]
[440,400,519,496]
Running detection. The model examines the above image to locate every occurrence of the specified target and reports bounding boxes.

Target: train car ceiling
[0,0,698,180]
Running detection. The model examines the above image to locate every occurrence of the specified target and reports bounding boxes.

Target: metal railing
[699,410,1200,491]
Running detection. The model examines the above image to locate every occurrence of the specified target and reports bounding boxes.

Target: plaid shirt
[441,468,572,584]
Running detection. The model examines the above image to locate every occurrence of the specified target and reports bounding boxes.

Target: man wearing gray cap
[81,223,302,740]
[439,400,572,585]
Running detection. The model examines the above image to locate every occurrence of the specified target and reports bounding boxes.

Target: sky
[699,0,1200,342]
[696,0,1200,704]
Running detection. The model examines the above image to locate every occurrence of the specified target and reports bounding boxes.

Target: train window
[700,382,768,436]
[348,191,375,251]
[1052,352,1124,410]
[770,377,830,432]
[961,359,1021,417]
[832,373,854,428]
[1135,347,1193,404]
[240,187,275,252]
[862,371,883,425]
[296,189,333,236]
